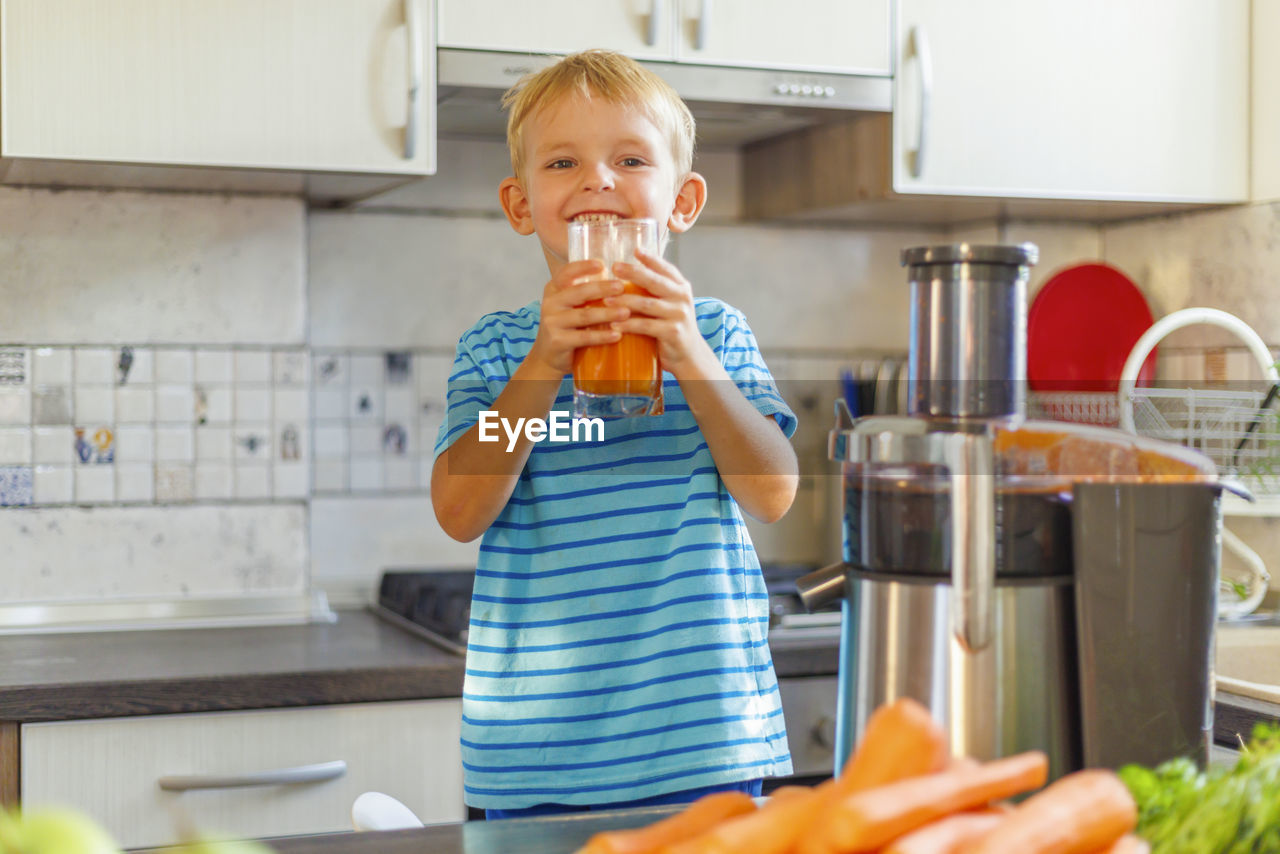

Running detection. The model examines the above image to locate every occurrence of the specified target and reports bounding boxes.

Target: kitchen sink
[1217,618,1280,704]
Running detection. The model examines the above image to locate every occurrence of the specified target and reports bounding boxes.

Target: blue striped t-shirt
[433,297,797,809]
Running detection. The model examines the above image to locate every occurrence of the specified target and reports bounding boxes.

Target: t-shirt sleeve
[716,305,798,439]
[432,339,496,460]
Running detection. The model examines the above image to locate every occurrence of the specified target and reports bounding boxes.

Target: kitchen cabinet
[1254,0,1280,201]
[0,0,434,199]
[19,699,463,849]
[437,0,890,75]
[744,0,1249,223]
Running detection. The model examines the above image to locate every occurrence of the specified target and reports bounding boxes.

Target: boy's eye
[620,157,646,167]
[548,159,574,169]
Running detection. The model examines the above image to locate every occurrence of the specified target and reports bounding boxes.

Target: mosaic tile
[73,426,115,465]
[0,349,28,387]
[33,386,73,425]
[154,464,195,502]
[32,348,71,385]
[0,465,33,506]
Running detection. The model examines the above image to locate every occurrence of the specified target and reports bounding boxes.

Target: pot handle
[946,432,996,653]
[796,562,848,612]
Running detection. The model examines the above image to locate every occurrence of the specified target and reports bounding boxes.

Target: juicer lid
[900,243,1039,267]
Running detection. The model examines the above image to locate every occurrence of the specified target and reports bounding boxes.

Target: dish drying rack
[1030,308,1280,620]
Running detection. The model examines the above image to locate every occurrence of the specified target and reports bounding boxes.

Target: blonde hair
[502,49,696,181]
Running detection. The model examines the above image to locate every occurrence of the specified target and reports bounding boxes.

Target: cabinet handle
[907,25,933,179]
[157,760,347,792]
[695,0,711,51]
[403,0,424,161]
[647,0,664,47]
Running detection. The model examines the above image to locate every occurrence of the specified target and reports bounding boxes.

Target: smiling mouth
[572,212,623,223]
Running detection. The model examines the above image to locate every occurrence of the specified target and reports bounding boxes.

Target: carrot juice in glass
[568,218,663,418]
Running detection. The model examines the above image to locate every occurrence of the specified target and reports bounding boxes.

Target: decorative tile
[195,349,234,384]
[116,464,154,503]
[33,427,75,465]
[234,350,272,384]
[120,347,154,385]
[312,458,348,492]
[0,465,33,506]
[0,389,30,425]
[155,385,196,424]
[32,348,72,385]
[33,465,73,504]
[0,349,29,387]
[313,424,349,458]
[385,352,412,385]
[0,427,31,464]
[273,388,308,423]
[273,462,309,499]
[33,387,73,425]
[116,387,155,424]
[274,350,309,386]
[235,387,272,422]
[74,466,115,503]
[277,424,306,461]
[154,349,195,384]
[314,353,348,387]
[196,426,234,461]
[350,386,381,421]
[115,425,155,463]
[234,465,271,500]
[350,456,384,492]
[194,464,234,500]
[155,464,195,502]
[74,426,115,465]
[233,427,272,462]
[74,347,115,384]
[155,427,195,462]
[382,423,412,456]
[74,386,115,424]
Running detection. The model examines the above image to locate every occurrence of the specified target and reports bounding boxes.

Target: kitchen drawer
[20,699,462,849]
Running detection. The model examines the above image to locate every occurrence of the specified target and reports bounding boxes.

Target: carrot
[964,769,1137,854]
[658,779,837,854]
[880,810,1008,854]
[1090,834,1150,854]
[575,790,757,854]
[835,697,949,795]
[796,751,1049,854]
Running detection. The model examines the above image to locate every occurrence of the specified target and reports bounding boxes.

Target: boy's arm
[430,357,563,542]
[676,346,799,523]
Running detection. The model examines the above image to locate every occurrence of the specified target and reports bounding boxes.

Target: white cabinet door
[1,0,434,175]
[675,0,890,75]
[20,700,463,850]
[1254,0,1280,201]
[892,0,1248,202]
[438,0,672,59]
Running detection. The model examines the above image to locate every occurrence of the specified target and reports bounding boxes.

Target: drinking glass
[568,218,663,418]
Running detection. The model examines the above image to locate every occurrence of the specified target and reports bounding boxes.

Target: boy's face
[499,93,706,274]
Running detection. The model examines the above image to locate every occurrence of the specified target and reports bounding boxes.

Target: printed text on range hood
[435,48,892,148]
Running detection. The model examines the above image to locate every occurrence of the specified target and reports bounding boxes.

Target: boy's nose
[581,163,616,191]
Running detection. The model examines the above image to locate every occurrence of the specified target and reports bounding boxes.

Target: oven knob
[811,716,837,751]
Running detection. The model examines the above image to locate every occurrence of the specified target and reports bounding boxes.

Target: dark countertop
[0,608,466,722]
[0,610,840,723]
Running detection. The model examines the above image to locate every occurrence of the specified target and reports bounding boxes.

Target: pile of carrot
[575,698,1146,854]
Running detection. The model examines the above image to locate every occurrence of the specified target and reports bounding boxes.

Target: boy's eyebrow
[533,136,659,157]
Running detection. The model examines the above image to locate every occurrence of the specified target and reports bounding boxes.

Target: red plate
[1027,263,1156,392]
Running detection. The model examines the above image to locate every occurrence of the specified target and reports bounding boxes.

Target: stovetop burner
[370,569,473,656]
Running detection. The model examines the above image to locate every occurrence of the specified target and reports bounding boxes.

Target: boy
[431,49,800,818]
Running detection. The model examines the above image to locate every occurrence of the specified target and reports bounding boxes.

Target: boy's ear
[499,177,536,235]
[668,171,708,234]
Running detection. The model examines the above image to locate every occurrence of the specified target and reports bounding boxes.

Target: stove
[369,569,473,656]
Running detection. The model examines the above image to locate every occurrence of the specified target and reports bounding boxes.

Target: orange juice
[572,280,660,397]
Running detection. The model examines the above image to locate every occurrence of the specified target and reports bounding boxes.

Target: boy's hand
[525,260,630,377]
[609,250,715,377]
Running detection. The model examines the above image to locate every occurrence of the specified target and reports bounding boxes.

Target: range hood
[436,48,892,149]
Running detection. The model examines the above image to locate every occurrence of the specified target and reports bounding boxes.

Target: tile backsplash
[3,146,1280,613]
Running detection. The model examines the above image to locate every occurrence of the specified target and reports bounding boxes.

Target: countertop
[0,609,840,723]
